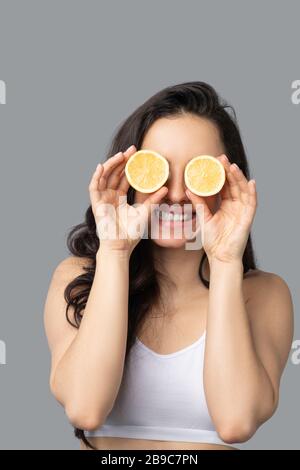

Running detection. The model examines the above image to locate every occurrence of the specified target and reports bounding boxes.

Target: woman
[44,81,294,450]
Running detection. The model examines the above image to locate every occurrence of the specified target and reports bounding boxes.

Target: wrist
[208,256,244,273]
[96,245,131,262]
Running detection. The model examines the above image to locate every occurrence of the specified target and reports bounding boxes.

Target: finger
[219,177,231,200]
[98,153,124,191]
[107,160,127,189]
[217,156,231,200]
[118,144,138,192]
[101,151,125,180]
[118,168,130,193]
[247,179,258,211]
[142,186,169,217]
[123,144,137,159]
[98,168,108,192]
[241,180,257,227]
[185,189,212,224]
[89,163,104,206]
[99,151,126,190]
[230,163,249,203]
[223,159,241,200]
[107,145,137,189]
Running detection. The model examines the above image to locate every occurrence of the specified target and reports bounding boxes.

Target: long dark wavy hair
[64,81,258,449]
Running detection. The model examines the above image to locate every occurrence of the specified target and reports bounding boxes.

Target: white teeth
[154,209,194,221]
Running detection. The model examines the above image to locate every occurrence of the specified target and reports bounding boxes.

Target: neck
[152,244,210,297]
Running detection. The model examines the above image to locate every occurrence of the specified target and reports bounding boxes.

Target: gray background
[0,0,299,449]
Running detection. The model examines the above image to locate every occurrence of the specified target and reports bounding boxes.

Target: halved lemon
[125,149,169,193]
[184,155,226,196]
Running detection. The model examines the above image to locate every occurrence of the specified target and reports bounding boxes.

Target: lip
[154,211,197,224]
[156,204,195,215]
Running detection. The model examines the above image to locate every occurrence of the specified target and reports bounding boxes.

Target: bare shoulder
[52,255,93,280]
[44,255,93,357]
[243,267,294,323]
[243,267,294,368]
[44,254,93,326]
[243,267,293,304]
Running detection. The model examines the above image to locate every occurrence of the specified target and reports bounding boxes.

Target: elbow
[49,374,68,408]
[49,377,105,431]
[65,404,105,431]
[49,374,61,404]
[217,419,256,444]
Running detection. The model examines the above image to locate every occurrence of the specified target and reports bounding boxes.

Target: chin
[150,237,189,248]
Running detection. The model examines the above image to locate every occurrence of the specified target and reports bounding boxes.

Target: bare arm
[186,154,294,444]
[204,261,294,443]
[44,145,168,431]
[44,249,130,431]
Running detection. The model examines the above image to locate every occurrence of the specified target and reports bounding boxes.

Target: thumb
[185,189,212,225]
[143,186,169,217]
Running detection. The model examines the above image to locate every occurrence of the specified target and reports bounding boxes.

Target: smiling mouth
[154,209,196,222]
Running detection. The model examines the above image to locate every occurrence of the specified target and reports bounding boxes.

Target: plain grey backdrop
[0,0,299,449]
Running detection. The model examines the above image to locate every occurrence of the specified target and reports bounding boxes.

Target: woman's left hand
[185,154,257,264]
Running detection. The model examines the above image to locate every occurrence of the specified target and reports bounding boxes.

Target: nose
[164,169,189,205]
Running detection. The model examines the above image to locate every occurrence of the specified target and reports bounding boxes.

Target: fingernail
[223,154,229,161]
[126,145,135,152]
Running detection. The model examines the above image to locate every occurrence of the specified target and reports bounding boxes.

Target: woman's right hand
[89,145,169,256]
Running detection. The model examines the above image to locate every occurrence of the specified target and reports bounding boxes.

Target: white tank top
[85,330,229,446]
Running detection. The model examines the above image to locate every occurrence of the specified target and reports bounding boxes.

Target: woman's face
[133,113,225,248]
